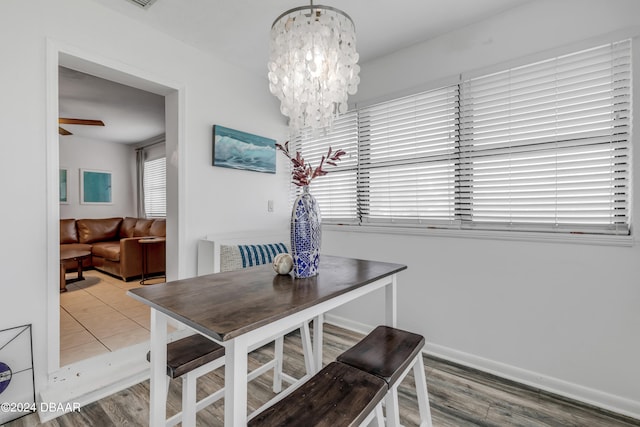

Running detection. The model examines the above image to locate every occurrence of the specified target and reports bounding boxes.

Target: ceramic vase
[290,186,321,278]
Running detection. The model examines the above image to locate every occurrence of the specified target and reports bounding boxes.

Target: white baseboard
[324,313,375,336]
[324,313,640,421]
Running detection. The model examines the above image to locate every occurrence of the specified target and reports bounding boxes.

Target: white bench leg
[164,376,178,427]
[413,354,433,427]
[359,401,384,427]
[385,384,401,427]
[181,373,197,427]
[374,402,384,427]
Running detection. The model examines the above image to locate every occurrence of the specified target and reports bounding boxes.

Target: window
[459,40,631,234]
[297,40,631,236]
[143,156,166,218]
[295,111,359,224]
[358,86,459,226]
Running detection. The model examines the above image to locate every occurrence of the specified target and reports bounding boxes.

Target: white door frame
[45,38,185,380]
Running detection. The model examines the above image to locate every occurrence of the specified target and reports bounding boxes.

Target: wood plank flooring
[9,324,640,426]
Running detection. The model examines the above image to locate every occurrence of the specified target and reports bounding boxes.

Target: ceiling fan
[58,118,105,136]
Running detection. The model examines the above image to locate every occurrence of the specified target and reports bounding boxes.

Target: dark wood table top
[128,255,406,341]
[60,249,91,261]
[139,237,166,244]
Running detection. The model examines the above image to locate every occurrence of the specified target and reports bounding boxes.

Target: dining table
[127,254,407,427]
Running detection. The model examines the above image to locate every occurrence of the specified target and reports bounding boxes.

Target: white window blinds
[459,40,631,234]
[143,156,166,218]
[358,86,459,225]
[296,111,359,223]
[293,39,631,236]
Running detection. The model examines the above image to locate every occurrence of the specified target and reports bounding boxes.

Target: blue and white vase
[290,186,321,278]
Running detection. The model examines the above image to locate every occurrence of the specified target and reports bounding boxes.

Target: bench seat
[248,362,386,427]
[337,325,424,387]
[337,325,433,427]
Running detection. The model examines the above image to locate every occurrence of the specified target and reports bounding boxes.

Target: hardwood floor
[9,324,640,426]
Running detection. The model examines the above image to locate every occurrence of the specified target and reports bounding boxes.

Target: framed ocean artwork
[212,125,276,174]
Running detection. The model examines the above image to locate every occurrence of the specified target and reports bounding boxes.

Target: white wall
[0,0,290,408]
[325,0,640,418]
[2,0,638,419]
[59,137,136,219]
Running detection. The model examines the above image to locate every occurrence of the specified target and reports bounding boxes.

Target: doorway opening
[58,66,166,366]
[44,42,183,409]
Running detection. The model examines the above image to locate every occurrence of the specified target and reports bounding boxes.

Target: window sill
[322,224,634,247]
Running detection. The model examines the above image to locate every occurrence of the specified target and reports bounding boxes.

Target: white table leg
[301,321,314,375]
[312,314,323,373]
[224,335,249,427]
[150,309,168,427]
[385,274,397,327]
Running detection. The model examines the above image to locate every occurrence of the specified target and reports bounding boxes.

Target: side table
[139,237,166,285]
[60,249,91,292]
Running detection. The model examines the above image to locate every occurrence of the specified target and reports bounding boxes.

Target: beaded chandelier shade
[268,2,360,133]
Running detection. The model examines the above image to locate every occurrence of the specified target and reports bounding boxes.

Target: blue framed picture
[59,169,68,204]
[81,169,112,204]
[213,125,276,174]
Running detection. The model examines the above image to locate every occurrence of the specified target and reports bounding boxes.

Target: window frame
[297,37,634,246]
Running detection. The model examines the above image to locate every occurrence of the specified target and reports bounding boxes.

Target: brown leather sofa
[60,217,166,281]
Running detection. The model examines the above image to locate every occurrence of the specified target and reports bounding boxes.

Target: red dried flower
[276,141,346,187]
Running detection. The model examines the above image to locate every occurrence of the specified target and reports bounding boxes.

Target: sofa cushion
[120,217,138,238]
[77,218,123,244]
[133,219,154,237]
[91,241,121,262]
[220,243,289,272]
[149,219,166,237]
[60,219,78,244]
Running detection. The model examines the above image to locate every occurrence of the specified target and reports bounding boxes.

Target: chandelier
[268,1,360,134]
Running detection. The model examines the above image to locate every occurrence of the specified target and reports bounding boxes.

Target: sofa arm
[120,237,144,280]
[120,237,166,280]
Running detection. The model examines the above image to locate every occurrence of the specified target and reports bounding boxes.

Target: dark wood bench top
[248,362,387,427]
[337,325,425,388]
[146,334,225,379]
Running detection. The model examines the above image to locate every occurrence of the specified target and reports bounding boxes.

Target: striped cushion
[220,243,289,272]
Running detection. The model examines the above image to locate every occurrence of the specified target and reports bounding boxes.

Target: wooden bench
[337,325,433,427]
[149,329,313,427]
[248,362,386,427]
[147,334,225,427]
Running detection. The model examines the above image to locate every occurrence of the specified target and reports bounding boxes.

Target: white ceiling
[59,66,165,144]
[91,0,532,76]
[61,0,532,144]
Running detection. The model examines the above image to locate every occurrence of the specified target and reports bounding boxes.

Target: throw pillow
[220,243,289,272]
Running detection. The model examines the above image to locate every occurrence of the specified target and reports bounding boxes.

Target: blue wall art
[59,169,68,204]
[213,125,276,174]
[81,169,112,204]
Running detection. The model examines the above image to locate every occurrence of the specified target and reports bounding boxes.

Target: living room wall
[59,136,136,219]
[324,0,640,418]
[0,0,290,410]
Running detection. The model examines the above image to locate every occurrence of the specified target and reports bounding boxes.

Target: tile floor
[59,269,166,366]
